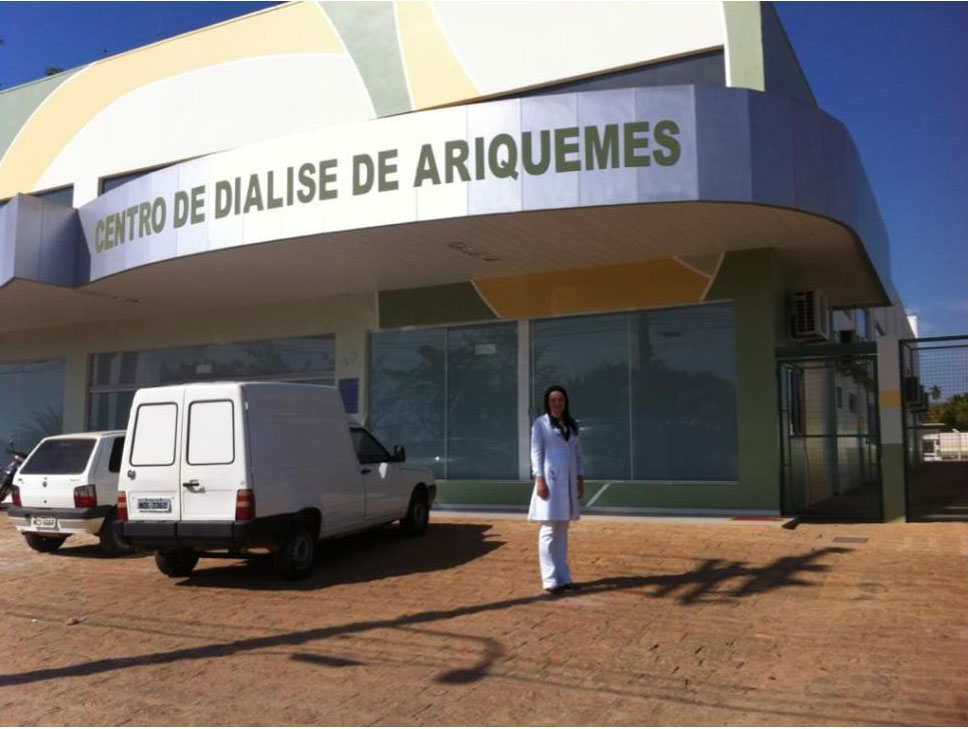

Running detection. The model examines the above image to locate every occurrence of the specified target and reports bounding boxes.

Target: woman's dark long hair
[543,385,579,439]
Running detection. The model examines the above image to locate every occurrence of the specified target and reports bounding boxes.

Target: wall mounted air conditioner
[792,290,830,342]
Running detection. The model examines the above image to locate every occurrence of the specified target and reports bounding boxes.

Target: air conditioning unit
[792,290,830,342]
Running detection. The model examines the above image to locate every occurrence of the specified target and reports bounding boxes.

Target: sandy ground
[0,511,965,726]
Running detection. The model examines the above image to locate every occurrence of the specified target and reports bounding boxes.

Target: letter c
[95,220,105,253]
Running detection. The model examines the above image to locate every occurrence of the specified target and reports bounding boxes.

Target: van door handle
[183,480,201,490]
[360,468,371,475]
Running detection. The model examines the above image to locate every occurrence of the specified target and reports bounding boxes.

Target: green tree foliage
[927,393,968,429]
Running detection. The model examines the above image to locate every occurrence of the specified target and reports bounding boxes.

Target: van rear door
[179,387,245,521]
[124,389,184,521]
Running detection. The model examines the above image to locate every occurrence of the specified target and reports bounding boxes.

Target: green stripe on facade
[723,1,765,91]
[379,282,497,329]
[0,70,79,169]
[434,480,779,513]
[705,249,782,513]
[319,1,412,118]
[880,443,906,521]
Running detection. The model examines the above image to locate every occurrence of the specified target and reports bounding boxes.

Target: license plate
[31,516,57,530]
[137,498,172,513]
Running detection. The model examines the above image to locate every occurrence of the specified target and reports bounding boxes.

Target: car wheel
[24,533,67,552]
[155,548,199,577]
[274,522,317,580]
[98,508,135,557]
[401,488,429,536]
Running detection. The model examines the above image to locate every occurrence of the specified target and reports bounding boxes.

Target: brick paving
[0,511,965,726]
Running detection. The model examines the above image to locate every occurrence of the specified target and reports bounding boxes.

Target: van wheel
[274,523,317,580]
[24,533,67,552]
[98,509,135,557]
[401,489,429,536]
[155,548,198,577]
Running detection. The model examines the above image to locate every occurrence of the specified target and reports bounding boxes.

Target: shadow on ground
[177,521,504,591]
[0,546,851,691]
[46,543,150,561]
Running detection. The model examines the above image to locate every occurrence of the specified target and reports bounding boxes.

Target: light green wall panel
[0,70,79,172]
[320,1,412,118]
[379,283,496,329]
[723,2,765,91]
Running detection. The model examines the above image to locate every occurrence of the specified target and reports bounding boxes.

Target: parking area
[1,511,965,726]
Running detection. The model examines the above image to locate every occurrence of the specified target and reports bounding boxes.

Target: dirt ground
[0,511,965,727]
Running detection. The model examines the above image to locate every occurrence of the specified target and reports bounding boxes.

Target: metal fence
[778,350,881,521]
[901,336,968,522]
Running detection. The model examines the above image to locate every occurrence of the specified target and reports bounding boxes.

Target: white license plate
[31,516,57,530]
[137,498,172,513]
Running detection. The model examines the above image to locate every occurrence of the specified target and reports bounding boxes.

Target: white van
[7,431,132,556]
[117,382,436,579]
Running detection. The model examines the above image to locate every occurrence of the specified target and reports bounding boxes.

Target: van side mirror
[392,445,406,462]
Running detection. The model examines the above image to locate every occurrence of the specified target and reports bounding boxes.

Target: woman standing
[529,385,584,594]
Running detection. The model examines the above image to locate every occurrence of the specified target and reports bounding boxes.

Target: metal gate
[778,347,882,520]
[901,336,968,522]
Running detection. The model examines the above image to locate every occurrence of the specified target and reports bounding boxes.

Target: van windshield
[20,439,97,475]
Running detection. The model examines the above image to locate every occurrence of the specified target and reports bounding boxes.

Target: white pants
[538,521,571,589]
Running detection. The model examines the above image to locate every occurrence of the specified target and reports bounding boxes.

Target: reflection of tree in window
[12,404,63,454]
[369,333,446,477]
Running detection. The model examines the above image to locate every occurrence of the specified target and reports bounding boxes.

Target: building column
[877,336,906,521]
[61,346,90,433]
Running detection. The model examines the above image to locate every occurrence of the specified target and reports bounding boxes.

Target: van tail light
[74,485,97,508]
[235,489,255,521]
[116,491,128,521]
[11,486,21,508]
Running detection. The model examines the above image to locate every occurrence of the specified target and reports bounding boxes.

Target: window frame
[186,399,236,466]
[129,402,179,467]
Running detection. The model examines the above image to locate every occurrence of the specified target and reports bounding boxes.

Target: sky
[0,1,964,337]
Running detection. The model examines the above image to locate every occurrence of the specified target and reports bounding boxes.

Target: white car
[117,382,436,579]
[7,431,132,556]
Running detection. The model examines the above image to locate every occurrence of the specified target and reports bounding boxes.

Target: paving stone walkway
[1,513,965,725]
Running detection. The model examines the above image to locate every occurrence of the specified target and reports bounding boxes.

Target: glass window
[532,314,631,479]
[100,166,169,194]
[187,401,235,465]
[88,336,334,430]
[630,305,737,480]
[368,323,517,479]
[108,437,125,473]
[368,328,446,477]
[130,403,178,467]
[351,428,391,464]
[446,324,518,479]
[0,359,65,453]
[20,438,95,475]
[532,303,738,481]
[33,186,74,207]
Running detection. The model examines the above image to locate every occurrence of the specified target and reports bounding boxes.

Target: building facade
[0,1,915,518]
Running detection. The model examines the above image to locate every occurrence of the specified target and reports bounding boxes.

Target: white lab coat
[528,414,583,522]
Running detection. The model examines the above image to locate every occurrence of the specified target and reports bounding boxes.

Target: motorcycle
[1,442,27,506]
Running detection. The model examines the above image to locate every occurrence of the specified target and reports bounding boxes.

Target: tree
[927,393,968,430]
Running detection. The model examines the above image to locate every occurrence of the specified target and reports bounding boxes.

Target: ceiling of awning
[0,201,885,335]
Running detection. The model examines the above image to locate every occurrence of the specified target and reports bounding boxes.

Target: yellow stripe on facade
[395,1,478,110]
[0,3,343,198]
[879,390,902,409]
[474,259,710,319]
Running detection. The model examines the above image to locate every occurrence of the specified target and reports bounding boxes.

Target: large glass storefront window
[368,323,518,479]
[88,336,334,430]
[532,303,738,481]
[368,304,736,482]
[0,359,65,452]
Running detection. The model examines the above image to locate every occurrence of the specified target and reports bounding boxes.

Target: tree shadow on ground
[177,521,504,591]
[0,546,851,690]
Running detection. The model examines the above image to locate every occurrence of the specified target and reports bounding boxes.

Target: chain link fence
[901,336,968,521]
